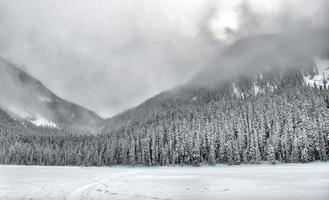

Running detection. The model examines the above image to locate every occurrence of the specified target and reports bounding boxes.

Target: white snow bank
[31,115,57,128]
[0,163,328,200]
[304,58,329,87]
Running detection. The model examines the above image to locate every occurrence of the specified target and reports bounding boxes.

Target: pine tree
[267,143,276,164]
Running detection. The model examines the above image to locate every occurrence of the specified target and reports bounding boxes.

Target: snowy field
[0,163,329,200]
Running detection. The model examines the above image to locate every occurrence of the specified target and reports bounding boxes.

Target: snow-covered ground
[0,163,329,200]
[31,115,57,128]
[304,58,329,87]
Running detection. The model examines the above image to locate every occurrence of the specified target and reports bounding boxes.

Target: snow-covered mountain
[103,33,329,131]
[95,33,329,166]
[1,33,328,167]
[0,57,102,130]
[228,57,329,98]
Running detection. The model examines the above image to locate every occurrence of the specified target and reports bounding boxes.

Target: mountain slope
[98,34,329,166]
[1,33,328,166]
[103,32,329,132]
[0,57,102,130]
[99,75,329,166]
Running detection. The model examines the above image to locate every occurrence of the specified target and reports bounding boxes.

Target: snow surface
[304,58,329,86]
[232,82,240,97]
[5,105,32,119]
[253,81,260,95]
[37,95,52,102]
[31,115,57,128]
[2,105,56,128]
[0,163,328,200]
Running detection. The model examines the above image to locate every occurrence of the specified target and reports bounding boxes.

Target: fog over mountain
[191,30,329,87]
[2,4,329,199]
[0,57,102,129]
[0,0,328,117]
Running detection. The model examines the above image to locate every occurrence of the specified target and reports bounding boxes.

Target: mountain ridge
[0,57,102,131]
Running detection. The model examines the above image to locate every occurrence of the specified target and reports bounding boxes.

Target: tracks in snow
[65,169,173,200]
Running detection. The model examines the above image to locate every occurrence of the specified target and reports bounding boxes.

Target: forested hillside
[1,68,328,166]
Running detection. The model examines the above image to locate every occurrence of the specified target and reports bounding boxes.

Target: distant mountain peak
[0,57,102,131]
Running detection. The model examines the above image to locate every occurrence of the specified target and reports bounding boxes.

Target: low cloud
[190,0,329,86]
[0,0,328,117]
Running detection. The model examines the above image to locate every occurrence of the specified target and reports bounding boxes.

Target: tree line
[1,71,328,166]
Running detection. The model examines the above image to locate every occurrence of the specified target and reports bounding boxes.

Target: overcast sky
[0,0,328,117]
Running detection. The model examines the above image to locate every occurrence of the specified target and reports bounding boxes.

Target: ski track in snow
[0,163,329,200]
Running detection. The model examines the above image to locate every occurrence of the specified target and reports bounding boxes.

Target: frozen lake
[0,163,329,200]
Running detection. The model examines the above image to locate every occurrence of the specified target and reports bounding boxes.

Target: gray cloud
[0,0,217,117]
[191,30,329,87]
[0,0,328,117]
[190,0,329,86]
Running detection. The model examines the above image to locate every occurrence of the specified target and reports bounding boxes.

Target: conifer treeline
[0,76,328,166]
